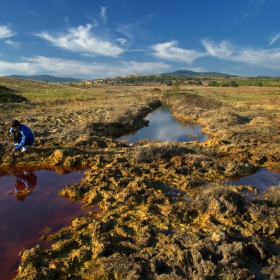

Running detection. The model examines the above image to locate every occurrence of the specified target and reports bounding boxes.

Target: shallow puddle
[0,167,93,280]
[230,168,280,199]
[167,188,187,197]
[116,105,208,143]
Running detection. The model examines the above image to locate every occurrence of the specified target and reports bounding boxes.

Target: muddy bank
[0,97,161,167]
[161,92,280,173]
[0,87,280,279]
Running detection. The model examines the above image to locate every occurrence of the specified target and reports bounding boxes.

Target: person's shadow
[14,171,37,201]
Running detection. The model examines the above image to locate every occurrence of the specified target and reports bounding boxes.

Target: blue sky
[1,0,280,79]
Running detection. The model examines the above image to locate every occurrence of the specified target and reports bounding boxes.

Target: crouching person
[10,120,35,155]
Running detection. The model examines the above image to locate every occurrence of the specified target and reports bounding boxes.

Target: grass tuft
[131,140,193,163]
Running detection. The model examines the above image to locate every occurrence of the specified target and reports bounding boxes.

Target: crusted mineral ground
[1,85,280,279]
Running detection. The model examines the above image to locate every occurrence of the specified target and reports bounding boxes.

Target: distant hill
[4,75,82,83]
[161,70,235,78]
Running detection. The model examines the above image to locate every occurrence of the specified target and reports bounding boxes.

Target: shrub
[229,80,238,87]
[208,81,219,86]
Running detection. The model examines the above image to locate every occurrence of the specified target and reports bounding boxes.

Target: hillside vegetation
[0,85,28,103]
[89,74,280,87]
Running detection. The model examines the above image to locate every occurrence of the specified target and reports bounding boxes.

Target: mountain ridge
[3,74,82,83]
[3,70,236,83]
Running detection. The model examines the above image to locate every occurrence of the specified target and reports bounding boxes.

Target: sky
[1,0,280,79]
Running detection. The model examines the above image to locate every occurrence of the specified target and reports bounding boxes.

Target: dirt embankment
[1,88,280,279]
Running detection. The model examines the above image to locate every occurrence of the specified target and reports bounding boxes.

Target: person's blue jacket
[9,124,35,151]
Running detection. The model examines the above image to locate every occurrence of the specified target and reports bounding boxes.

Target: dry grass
[130,140,193,163]
[1,78,280,132]
[0,78,158,117]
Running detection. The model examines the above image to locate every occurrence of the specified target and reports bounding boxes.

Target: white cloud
[150,38,280,72]
[116,38,127,45]
[35,24,126,57]
[269,33,280,46]
[0,56,171,79]
[0,60,35,74]
[151,41,206,64]
[202,39,280,70]
[201,39,234,58]
[232,48,280,69]
[0,25,16,39]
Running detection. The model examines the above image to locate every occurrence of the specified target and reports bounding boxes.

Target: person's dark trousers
[13,132,31,145]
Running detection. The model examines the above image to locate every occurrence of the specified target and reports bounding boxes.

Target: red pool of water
[0,167,91,280]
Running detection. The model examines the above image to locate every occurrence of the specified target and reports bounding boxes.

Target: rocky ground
[1,86,280,279]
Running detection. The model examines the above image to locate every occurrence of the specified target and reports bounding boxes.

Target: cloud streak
[101,7,107,22]
[269,33,280,46]
[117,14,154,41]
[0,56,171,79]
[35,24,126,57]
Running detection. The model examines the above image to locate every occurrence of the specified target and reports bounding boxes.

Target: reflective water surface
[0,168,90,280]
[116,105,208,143]
[230,168,280,199]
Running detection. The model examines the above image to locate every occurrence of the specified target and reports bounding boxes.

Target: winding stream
[116,105,208,143]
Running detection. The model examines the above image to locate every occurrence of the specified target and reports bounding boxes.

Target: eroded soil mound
[0,86,280,279]
[15,159,280,279]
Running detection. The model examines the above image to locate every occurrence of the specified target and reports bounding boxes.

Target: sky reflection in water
[116,105,208,143]
[230,168,280,198]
